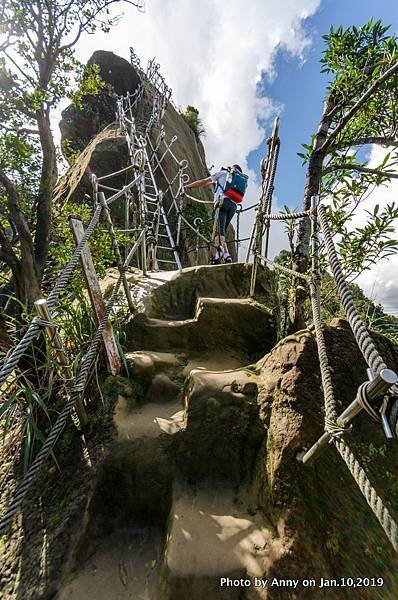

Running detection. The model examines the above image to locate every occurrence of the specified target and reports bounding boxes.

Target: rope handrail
[240,202,259,213]
[97,182,123,193]
[0,205,103,389]
[256,253,312,281]
[2,47,398,561]
[95,164,134,182]
[335,439,398,552]
[318,204,387,374]
[0,218,146,532]
[183,191,213,205]
[298,196,398,556]
[0,272,125,534]
[105,173,142,206]
[262,208,312,221]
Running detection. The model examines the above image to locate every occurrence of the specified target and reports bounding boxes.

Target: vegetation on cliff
[0,0,143,308]
[291,20,398,330]
[181,105,205,140]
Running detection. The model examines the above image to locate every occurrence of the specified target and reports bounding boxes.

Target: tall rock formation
[55,50,237,266]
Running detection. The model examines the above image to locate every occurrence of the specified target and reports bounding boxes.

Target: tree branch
[0,170,40,302]
[34,109,57,274]
[3,49,36,87]
[0,223,18,270]
[57,1,141,54]
[321,60,398,153]
[0,171,35,245]
[323,163,398,179]
[331,136,398,151]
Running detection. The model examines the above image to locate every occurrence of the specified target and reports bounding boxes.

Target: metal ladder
[127,95,181,272]
[144,156,181,271]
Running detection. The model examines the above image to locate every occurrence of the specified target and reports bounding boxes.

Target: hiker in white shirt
[184,164,247,264]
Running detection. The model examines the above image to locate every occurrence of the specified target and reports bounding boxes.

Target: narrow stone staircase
[57,263,279,599]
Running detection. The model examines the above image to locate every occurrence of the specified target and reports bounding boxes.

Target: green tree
[0,0,144,309]
[182,105,205,140]
[291,20,398,331]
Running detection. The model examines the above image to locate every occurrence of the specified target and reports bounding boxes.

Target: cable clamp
[325,417,352,439]
[36,317,56,328]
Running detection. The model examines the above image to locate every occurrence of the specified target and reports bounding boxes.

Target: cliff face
[55,50,236,266]
[3,48,398,600]
[59,51,140,154]
[2,260,398,600]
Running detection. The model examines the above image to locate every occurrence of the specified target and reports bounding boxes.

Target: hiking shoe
[210,257,220,265]
[225,256,232,263]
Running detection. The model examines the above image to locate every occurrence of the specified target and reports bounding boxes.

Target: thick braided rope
[309,282,340,428]
[334,438,398,552]
[262,209,312,221]
[0,323,41,389]
[71,274,123,395]
[318,204,387,374]
[46,205,103,309]
[257,254,311,282]
[0,273,124,534]
[264,139,280,215]
[0,205,103,389]
[309,204,398,552]
[0,399,73,534]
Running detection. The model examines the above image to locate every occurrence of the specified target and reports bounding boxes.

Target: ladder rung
[157,259,177,264]
[157,245,173,250]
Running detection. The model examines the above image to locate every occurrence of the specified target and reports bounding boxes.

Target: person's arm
[184,176,213,190]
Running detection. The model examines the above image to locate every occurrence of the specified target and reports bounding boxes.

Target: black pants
[215,197,237,236]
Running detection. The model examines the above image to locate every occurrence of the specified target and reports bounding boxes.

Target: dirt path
[58,527,163,600]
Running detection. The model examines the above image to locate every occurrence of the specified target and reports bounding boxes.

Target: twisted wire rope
[2,49,398,558]
[0,273,124,534]
[0,205,103,389]
[318,204,387,374]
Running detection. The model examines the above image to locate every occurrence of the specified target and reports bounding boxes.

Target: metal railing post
[97,192,135,313]
[34,299,88,428]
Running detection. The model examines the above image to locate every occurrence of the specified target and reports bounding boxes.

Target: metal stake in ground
[301,368,398,464]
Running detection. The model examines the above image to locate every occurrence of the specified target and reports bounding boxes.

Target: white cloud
[74,0,320,261]
[353,146,398,316]
[76,0,319,172]
[77,7,318,150]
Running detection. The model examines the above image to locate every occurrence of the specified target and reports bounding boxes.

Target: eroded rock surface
[3,264,398,599]
[124,263,279,361]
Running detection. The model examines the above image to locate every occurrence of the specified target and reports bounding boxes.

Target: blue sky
[248,0,398,211]
[75,0,398,313]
